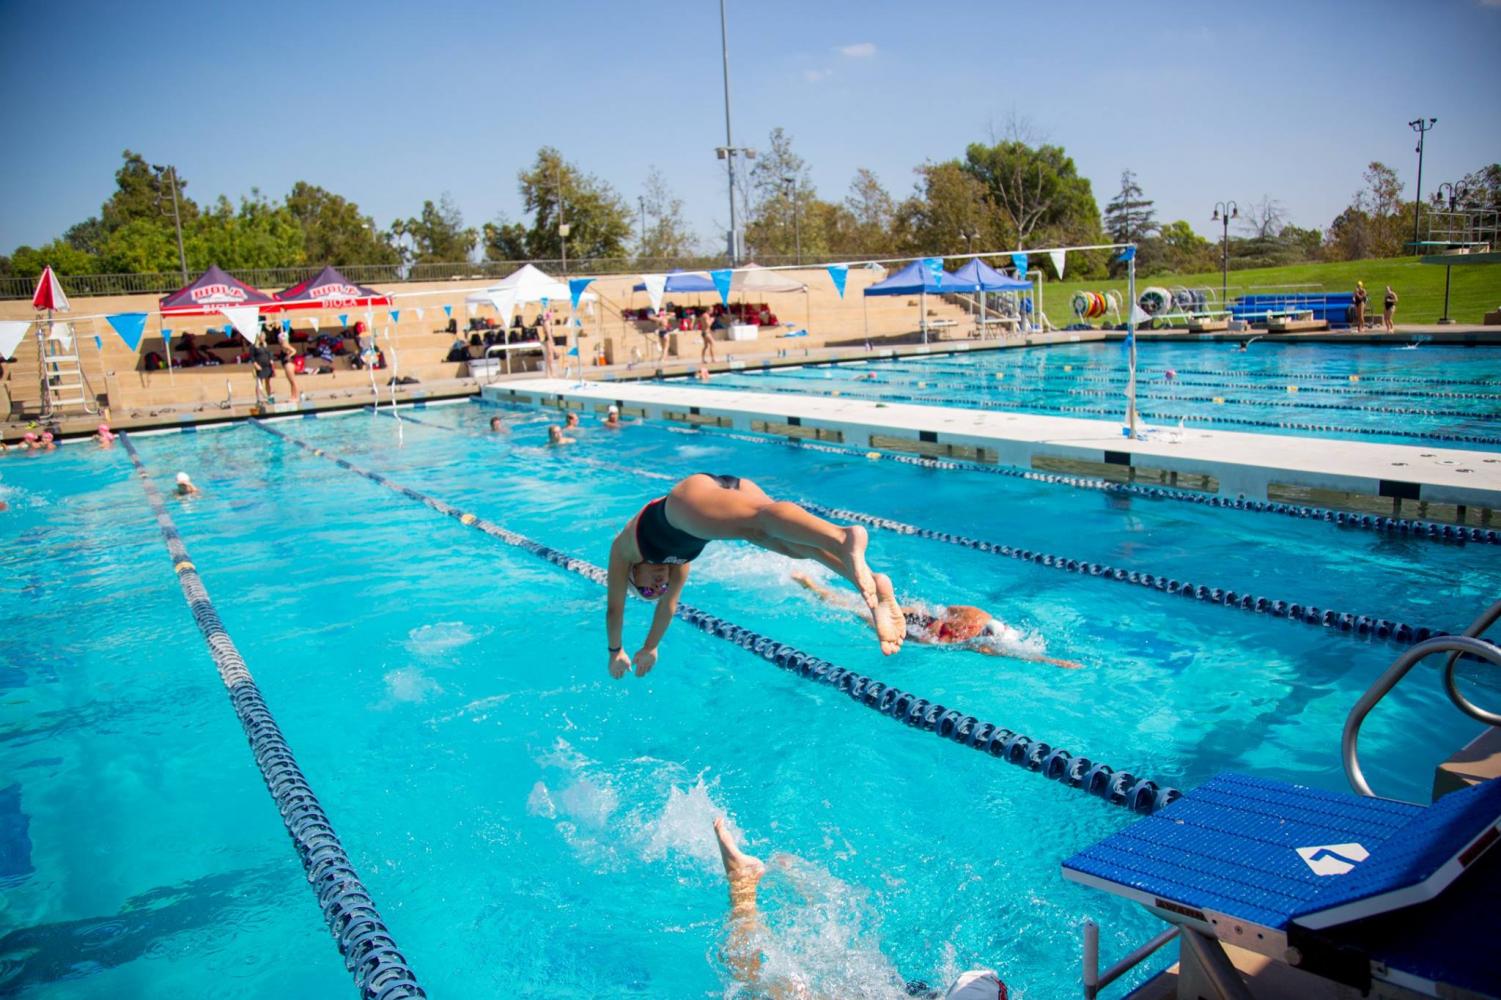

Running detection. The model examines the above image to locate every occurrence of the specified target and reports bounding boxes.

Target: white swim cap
[176,472,191,485]
[945,969,1007,1000]
[607,404,619,414]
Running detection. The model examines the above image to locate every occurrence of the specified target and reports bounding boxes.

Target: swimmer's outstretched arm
[791,571,869,618]
[605,530,633,678]
[973,644,1083,669]
[634,564,688,677]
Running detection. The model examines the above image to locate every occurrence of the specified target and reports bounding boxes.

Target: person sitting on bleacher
[445,335,471,363]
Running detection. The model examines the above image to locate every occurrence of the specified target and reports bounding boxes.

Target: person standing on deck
[1383,285,1398,332]
[1352,281,1368,332]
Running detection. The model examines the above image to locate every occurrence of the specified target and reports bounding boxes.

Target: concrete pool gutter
[488,378,1501,520]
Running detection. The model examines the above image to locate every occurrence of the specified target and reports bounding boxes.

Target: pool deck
[488,378,1501,512]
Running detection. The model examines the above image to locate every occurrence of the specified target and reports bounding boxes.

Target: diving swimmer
[606,473,905,678]
[793,572,1081,668]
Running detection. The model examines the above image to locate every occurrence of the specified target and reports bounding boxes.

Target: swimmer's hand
[608,649,630,679]
[632,646,658,677]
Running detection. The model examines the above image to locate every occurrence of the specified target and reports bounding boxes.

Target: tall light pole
[719,0,739,265]
[782,175,801,265]
[1211,200,1238,305]
[638,195,647,252]
[1409,117,1437,251]
[556,162,569,277]
[153,163,189,282]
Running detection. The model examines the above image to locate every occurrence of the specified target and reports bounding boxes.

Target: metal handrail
[1083,920,1180,999]
[1443,599,1501,726]
[1343,631,1501,799]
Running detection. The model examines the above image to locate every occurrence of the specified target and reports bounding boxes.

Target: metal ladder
[1343,599,1501,800]
[38,323,99,418]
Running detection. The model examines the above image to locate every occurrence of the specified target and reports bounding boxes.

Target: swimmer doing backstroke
[606,473,906,678]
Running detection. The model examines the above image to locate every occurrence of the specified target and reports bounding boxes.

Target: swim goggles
[630,573,670,600]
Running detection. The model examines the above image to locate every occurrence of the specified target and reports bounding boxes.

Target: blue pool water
[2,402,1497,998]
[695,341,1501,448]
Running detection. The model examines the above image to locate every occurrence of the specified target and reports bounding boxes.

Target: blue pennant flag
[568,277,595,310]
[923,257,944,286]
[92,334,103,352]
[710,268,733,306]
[161,329,173,353]
[389,309,400,324]
[1123,329,1135,350]
[105,312,149,352]
[338,313,349,327]
[826,264,848,299]
[281,319,292,334]
[443,304,453,317]
[540,297,550,309]
[567,346,580,356]
[1011,253,1028,275]
[1116,246,1136,263]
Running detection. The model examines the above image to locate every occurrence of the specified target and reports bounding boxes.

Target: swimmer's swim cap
[176,472,192,485]
[945,969,1008,1000]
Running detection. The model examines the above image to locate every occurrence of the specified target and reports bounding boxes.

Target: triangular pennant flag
[567,345,579,356]
[0,320,30,359]
[710,268,733,306]
[161,328,173,350]
[466,302,478,318]
[1011,253,1028,276]
[338,313,349,327]
[47,322,73,349]
[443,304,453,317]
[540,297,549,309]
[92,334,103,353]
[309,317,320,332]
[219,306,261,342]
[1116,246,1136,263]
[923,257,944,285]
[1048,250,1066,280]
[487,289,518,325]
[568,277,595,310]
[415,307,425,320]
[389,309,400,324]
[642,273,668,313]
[105,312,149,352]
[826,264,848,299]
[1129,303,1151,326]
[281,319,292,334]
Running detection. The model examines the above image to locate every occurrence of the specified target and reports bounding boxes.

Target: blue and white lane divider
[119,433,425,1000]
[471,398,1499,547]
[253,419,1183,816]
[859,359,1501,391]
[717,378,1501,448]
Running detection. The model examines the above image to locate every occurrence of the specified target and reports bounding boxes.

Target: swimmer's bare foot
[871,573,904,655]
[713,817,765,884]
[839,524,877,607]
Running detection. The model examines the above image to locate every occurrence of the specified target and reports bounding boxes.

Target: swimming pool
[3,402,1496,998]
[694,341,1501,450]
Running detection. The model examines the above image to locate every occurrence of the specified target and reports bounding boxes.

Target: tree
[842,168,897,255]
[962,140,1101,249]
[745,128,818,259]
[186,192,305,271]
[893,161,993,255]
[1142,221,1215,276]
[98,219,182,274]
[512,147,632,261]
[9,239,100,277]
[1325,162,1406,260]
[637,166,696,259]
[1103,170,1157,244]
[1239,195,1286,240]
[1449,164,1501,207]
[100,150,198,233]
[285,182,399,266]
[63,217,109,256]
[392,194,477,264]
[482,216,529,262]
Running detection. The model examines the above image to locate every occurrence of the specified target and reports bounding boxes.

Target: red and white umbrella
[31,265,70,312]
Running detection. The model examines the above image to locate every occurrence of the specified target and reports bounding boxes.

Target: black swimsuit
[635,474,741,564]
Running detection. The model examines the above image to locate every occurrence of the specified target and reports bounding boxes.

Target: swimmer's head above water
[628,562,671,600]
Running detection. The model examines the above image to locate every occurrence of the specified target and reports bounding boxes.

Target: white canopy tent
[464,263,596,309]
[730,263,807,294]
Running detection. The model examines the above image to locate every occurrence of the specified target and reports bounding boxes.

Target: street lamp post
[718,0,741,265]
[153,163,189,282]
[1211,201,1238,306]
[1408,117,1437,251]
[638,195,647,253]
[782,176,801,265]
[556,164,568,277]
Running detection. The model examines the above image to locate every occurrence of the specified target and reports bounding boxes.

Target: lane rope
[252,419,1184,816]
[119,432,426,1000]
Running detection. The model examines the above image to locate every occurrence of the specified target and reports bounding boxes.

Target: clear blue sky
[2,0,1497,256]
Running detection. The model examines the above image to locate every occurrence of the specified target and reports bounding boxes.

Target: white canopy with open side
[731,264,807,294]
[465,263,596,307]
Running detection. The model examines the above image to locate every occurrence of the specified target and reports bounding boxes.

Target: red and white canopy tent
[266,265,392,312]
[32,265,70,313]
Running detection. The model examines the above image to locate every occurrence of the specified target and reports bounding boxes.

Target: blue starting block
[1063,772,1501,997]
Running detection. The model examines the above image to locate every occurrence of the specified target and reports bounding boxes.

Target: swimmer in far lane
[793,572,1081,669]
[606,473,905,678]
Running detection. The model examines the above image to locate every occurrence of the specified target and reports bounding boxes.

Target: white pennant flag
[1129,303,1152,327]
[487,289,518,326]
[220,306,262,341]
[0,320,30,359]
[1049,250,1066,280]
[309,316,321,332]
[48,322,73,349]
[642,273,668,314]
[466,301,479,318]
[415,306,425,320]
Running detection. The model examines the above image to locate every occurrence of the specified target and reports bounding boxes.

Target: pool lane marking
[251,419,1183,816]
[450,400,1501,548]
[117,432,427,1000]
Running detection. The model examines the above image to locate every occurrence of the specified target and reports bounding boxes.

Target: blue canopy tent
[951,258,1033,335]
[631,269,717,293]
[863,258,977,342]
